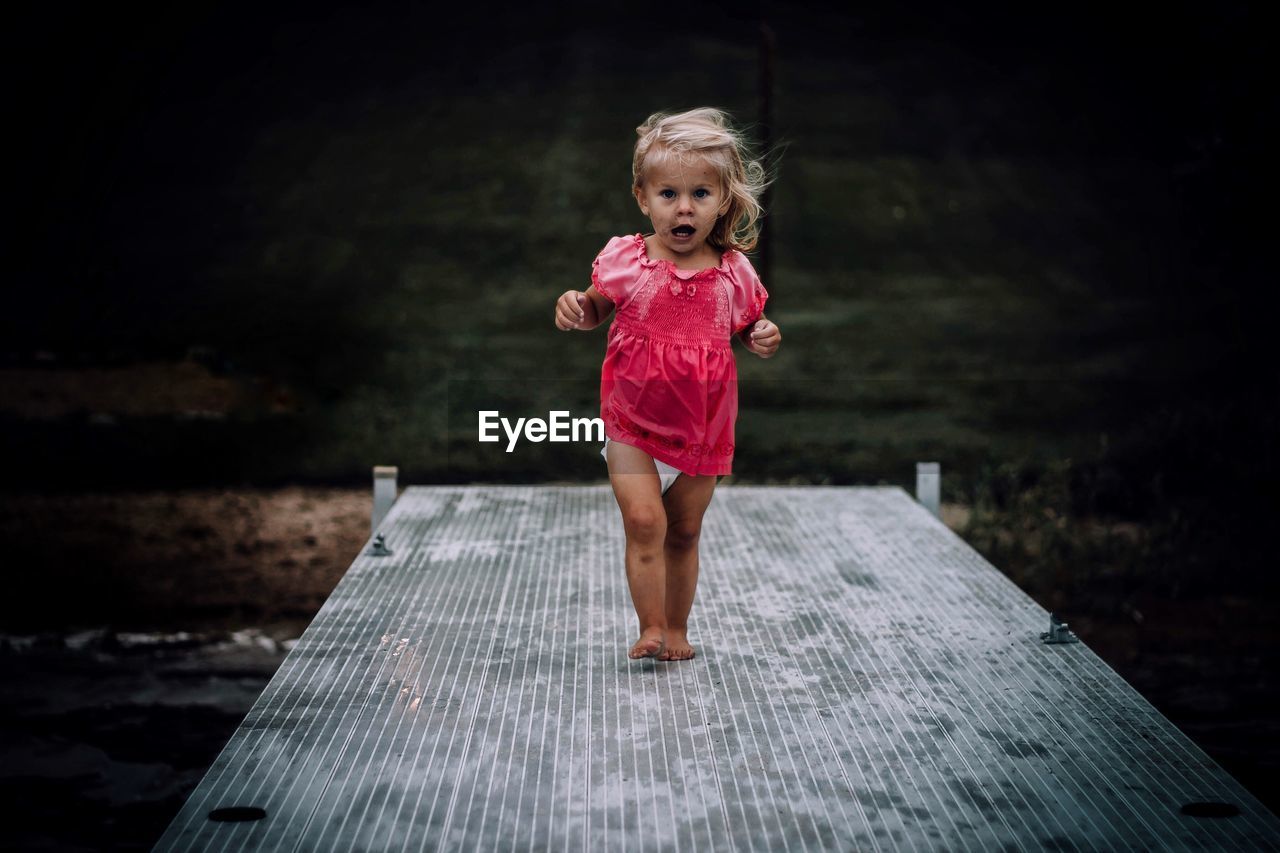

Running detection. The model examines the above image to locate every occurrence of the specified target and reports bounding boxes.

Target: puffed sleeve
[590,234,645,311]
[725,250,770,335]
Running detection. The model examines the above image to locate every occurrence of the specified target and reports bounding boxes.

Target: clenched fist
[555,290,589,330]
[745,317,782,358]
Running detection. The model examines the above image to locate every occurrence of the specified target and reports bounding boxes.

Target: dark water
[0,628,289,851]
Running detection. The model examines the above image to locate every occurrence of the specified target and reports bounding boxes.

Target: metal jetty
[154,482,1280,851]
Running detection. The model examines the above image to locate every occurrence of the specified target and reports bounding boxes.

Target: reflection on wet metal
[154,486,1280,851]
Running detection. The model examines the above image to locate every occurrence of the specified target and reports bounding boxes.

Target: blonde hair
[632,107,770,253]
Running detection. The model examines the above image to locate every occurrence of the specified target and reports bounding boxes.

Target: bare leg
[606,440,668,659]
[658,471,718,661]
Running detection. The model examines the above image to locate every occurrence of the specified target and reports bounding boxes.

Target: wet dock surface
[155,486,1280,850]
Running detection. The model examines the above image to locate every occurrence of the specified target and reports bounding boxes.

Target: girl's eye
[694,188,711,198]
[660,189,676,199]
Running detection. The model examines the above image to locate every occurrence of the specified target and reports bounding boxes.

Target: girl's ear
[633,186,649,217]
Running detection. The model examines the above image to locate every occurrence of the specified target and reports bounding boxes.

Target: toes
[630,637,664,659]
[657,643,694,661]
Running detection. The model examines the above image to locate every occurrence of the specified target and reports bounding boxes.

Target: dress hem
[602,428,732,478]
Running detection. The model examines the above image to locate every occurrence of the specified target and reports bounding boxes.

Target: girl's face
[633,152,729,263]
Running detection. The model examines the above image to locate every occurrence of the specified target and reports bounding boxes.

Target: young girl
[554,107,781,662]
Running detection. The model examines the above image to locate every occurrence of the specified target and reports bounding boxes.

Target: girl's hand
[747,318,781,357]
[555,290,588,330]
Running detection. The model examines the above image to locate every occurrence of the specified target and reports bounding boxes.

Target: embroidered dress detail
[592,233,769,477]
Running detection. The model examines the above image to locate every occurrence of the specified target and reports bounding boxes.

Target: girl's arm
[738,314,781,358]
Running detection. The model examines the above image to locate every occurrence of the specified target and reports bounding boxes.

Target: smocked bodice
[610,262,733,349]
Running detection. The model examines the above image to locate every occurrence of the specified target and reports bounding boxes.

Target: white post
[372,466,398,535]
[916,462,940,519]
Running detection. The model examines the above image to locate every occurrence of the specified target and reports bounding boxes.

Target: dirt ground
[0,488,371,634]
[0,489,1276,850]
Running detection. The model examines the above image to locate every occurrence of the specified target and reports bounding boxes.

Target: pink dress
[591,233,770,477]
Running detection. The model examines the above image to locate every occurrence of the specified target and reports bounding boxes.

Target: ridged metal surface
[154,486,1280,851]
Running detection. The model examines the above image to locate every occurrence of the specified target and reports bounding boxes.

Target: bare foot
[629,626,666,659]
[658,628,695,661]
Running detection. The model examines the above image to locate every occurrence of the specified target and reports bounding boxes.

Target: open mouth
[672,225,695,238]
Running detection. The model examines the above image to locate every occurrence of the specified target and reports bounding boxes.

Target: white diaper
[601,437,683,495]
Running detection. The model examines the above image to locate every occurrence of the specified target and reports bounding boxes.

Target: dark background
[2,1,1275,848]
